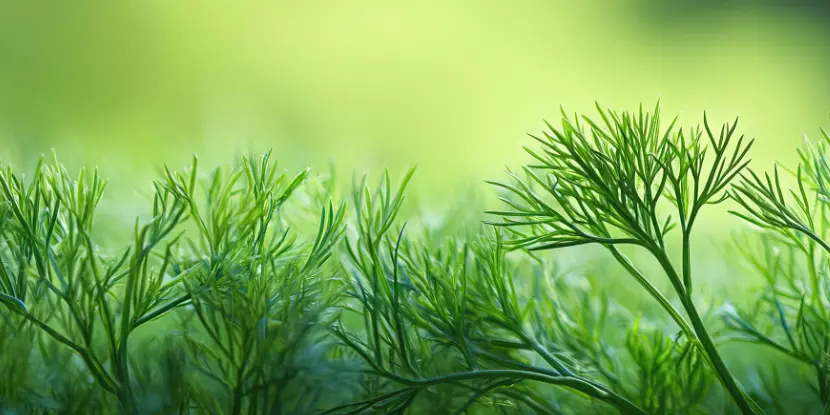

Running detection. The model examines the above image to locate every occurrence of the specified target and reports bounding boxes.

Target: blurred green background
[0,0,828,227]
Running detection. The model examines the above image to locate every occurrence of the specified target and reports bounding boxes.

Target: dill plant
[1,102,828,414]
[485,103,759,414]
[327,165,715,414]
[0,152,347,413]
[723,125,830,413]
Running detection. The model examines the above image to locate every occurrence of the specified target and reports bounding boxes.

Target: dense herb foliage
[0,103,828,414]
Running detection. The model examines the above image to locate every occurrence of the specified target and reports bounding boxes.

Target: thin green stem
[794,223,830,257]
[683,297,757,414]
[131,293,192,330]
[518,332,574,377]
[16,309,118,394]
[818,366,829,410]
[654,250,759,415]
[607,246,696,342]
[805,241,827,320]
[681,229,693,295]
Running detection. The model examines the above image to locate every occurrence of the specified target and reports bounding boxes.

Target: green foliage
[0,152,347,414]
[725,126,830,413]
[0,102,829,414]
[486,102,757,413]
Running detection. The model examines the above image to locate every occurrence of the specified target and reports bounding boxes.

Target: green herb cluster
[0,103,828,414]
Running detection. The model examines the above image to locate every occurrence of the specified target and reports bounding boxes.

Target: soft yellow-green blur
[1,1,828,221]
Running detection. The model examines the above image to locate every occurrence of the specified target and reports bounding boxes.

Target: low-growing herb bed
[0,103,828,414]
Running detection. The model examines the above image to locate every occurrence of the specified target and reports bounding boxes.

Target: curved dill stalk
[489,102,760,414]
[323,365,644,415]
[373,369,646,415]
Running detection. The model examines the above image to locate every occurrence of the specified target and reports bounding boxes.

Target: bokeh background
[1,0,829,235]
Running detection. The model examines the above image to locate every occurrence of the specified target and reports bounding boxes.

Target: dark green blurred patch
[644,0,830,19]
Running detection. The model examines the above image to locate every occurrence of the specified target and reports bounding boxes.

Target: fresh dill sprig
[486,102,759,414]
[727,124,830,414]
[0,152,346,414]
